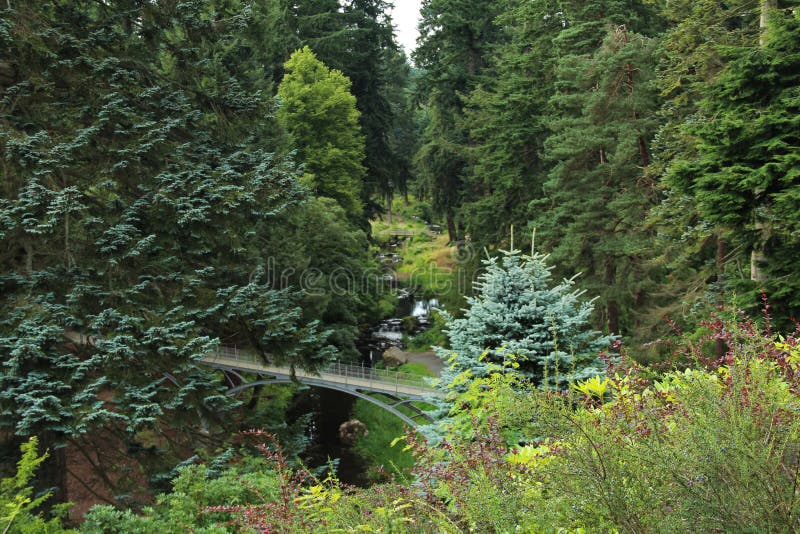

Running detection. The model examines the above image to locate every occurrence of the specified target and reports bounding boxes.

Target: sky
[390,1,423,54]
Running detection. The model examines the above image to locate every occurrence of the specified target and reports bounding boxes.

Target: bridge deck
[201,347,442,399]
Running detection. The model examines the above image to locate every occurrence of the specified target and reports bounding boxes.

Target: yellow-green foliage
[1,438,70,534]
[342,323,800,532]
[278,46,365,217]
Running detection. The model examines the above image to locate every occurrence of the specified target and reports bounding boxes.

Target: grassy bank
[350,362,435,481]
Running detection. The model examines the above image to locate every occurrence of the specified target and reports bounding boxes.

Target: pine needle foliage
[437,248,611,390]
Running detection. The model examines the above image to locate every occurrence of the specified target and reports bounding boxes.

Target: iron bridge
[201,346,442,428]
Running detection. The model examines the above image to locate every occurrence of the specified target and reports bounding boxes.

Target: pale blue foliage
[437,249,612,391]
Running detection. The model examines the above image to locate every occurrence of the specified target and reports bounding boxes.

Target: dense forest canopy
[413,0,800,343]
[1,0,799,531]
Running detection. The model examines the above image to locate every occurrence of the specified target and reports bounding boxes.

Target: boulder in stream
[339,419,368,444]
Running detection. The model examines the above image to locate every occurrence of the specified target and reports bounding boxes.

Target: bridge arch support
[227,376,433,428]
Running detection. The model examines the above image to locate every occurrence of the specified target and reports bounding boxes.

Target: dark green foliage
[643,0,759,340]
[460,1,560,249]
[414,0,502,242]
[81,461,279,533]
[665,9,800,321]
[535,2,663,337]
[258,196,377,361]
[0,0,334,500]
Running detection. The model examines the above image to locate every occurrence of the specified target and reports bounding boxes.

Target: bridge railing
[325,360,430,390]
[206,345,433,391]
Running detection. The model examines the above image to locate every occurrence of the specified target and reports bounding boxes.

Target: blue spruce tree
[437,248,612,391]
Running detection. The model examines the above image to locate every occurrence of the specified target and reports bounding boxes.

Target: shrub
[1,438,70,534]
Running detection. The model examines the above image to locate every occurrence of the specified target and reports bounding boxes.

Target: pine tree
[437,247,611,390]
[642,0,760,345]
[536,1,663,336]
[414,0,502,241]
[460,0,562,249]
[665,9,800,323]
[288,0,408,219]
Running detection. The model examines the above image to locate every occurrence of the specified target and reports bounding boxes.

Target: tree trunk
[37,431,68,510]
[619,26,651,169]
[637,132,650,167]
[750,228,768,282]
[246,383,264,411]
[446,209,458,243]
[605,260,619,335]
[759,0,777,46]
[751,0,776,280]
[386,191,393,224]
[0,59,15,88]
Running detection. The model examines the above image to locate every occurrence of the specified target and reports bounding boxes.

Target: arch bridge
[201,346,442,428]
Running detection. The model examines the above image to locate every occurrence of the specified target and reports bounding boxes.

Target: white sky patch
[390,1,422,55]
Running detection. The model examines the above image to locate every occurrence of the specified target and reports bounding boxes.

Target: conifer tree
[536,1,663,336]
[437,247,611,390]
[0,0,332,501]
[277,46,366,218]
[642,0,760,342]
[461,0,562,248]
[414,0,502,241]
[665,9,800,322]
[288,0,408,219]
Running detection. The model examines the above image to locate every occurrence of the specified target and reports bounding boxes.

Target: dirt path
[403,350,444,376]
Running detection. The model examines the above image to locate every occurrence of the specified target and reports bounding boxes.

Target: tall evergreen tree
[641,0,760,343]
[288,0,408,219]
[277,46,366,218]
[0,0,331,502]
[414,0,502,241]
[535,1,663,336]
[460,0,561,248]
[665,8,800,323]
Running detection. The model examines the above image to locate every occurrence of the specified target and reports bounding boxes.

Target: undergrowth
[11,311,800,532]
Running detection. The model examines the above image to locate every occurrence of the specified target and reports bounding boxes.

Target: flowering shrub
[527,316,800,532]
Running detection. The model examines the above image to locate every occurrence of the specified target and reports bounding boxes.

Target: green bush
[407,310,448,351]
[412,201,435,224]
[400,315,418,335]
[81,461,279,534]
[412,232,433,243]
[1,438,71,534]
